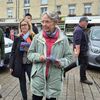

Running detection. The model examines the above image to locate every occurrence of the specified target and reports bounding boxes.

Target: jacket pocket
[31,67,37,78]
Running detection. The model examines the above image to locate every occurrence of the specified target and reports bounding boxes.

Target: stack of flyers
[20,42,30,51]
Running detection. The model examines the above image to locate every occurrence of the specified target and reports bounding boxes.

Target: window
[24,0,30,6]
[7,8,13,18]
[7,0,13,3]
[56,5,61,11]
[68,4,76,16]
[84,3,92,14]
[24,9,30,15]
[41,0,48,4]
[41,7,47,14]
[8,0,13,2]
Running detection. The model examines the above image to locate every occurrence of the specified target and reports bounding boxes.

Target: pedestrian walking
[9,19,35,100]
[27,11,72,100]
[0,28,4,67]
[64,16,93,85]
[0,28,4,98]
[24,13,39,34]
[5,27,10,38]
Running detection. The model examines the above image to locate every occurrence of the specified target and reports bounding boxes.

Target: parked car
[65,32,73,44]
[0,37,13,67]
[88,26,100,67]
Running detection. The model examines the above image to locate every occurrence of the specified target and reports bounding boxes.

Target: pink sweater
[43,30,59,77]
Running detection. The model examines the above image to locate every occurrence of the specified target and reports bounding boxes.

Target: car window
[91,29,100,40]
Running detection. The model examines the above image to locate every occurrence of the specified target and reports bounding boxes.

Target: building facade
[0,0,100,28]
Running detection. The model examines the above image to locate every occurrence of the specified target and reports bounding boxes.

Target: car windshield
[91,29,100,40]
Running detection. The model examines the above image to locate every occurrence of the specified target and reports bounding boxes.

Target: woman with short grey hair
[28,11,72,100]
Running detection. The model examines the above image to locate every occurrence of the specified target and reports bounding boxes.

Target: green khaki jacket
[0,28,4,59]
[27,31,73,98]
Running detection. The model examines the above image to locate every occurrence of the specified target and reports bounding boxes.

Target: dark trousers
[19,64,32,100]
[32,94,56,100]
[79,54,88,81]
[64,53,88,81]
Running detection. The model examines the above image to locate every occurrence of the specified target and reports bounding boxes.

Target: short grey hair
[42,11,59,22]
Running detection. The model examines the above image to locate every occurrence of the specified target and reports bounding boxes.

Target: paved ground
[0,67,100,100]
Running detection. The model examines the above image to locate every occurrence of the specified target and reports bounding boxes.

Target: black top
[73,25,88,52]
[32,24,38,34]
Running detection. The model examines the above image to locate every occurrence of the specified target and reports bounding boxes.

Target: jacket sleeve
[58,37,73,68]
[9,36,18,68]
[27,35,42,63]
[0,29,5,59]
[73,29,82,45]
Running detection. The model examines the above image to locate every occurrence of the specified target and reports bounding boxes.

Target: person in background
[27,11,72,100]
[0,28,5,67]
[24,13,39,34]
[9,19,35,100]
[10,28,15,41]
[5,27,10,38]
[74,17,93,85]
[64,16,93,85]
[0,28,4,98]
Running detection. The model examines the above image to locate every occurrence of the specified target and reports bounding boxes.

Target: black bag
[9,37,22,78]
[11,60,22,78]
[11,70,22,78]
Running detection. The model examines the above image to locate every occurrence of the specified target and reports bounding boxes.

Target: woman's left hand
[54,60,61,68]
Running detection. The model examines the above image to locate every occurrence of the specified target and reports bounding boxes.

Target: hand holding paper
[46,56,56,63]
[46,56,61,68]
[20,42,30,51]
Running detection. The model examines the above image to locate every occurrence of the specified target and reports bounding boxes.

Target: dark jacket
[9,35,32,77]
[73,25,88,53]
[32,24,38,34]
[0,28,5,59]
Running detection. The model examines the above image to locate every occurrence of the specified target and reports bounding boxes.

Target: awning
[65,16,100,24]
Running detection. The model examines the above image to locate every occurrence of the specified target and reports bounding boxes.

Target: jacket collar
[37,30,65,44]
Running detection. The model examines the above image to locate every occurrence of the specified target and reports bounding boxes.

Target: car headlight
[90,47,100,54]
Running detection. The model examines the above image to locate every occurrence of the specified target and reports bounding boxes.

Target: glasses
[21,24,28,26]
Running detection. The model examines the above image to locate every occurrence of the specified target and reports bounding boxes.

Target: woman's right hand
[74,48,79,57]
[39,55,46,62]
